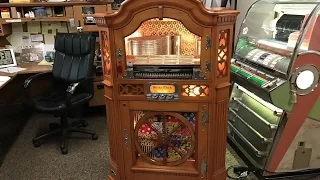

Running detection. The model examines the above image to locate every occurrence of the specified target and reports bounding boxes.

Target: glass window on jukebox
[235,0,316,60]
[124,18,201,67]
[296,8,320,52]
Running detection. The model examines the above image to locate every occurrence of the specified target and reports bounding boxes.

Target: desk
[0,62,52,167]
[0,63,52,90]
[0,62,52,77]
[0,62,105,106]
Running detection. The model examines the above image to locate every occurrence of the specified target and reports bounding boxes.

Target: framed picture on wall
[20,43,44,63]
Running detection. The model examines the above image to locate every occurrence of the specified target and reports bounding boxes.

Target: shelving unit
[0,1,113,35]
[0,1,113,107]
[1,17,70,23]
[0,1,113,7]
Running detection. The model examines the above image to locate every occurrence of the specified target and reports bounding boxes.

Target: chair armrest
[66,77,94,95]
[24,72,51,99]
[65,77,94,106]
[24,72,51,89]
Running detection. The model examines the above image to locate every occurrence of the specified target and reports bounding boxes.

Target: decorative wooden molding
[210,99,228,178]
[131,169,199,177]
[0,1,113,7]
[94,0,238,28]
[95,17,106,25]
[217,15,237,24]
[119,84,144,95]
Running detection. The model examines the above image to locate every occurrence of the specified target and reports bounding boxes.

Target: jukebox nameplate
[147,83,179,101]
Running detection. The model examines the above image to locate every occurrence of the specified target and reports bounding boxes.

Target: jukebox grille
[133,111,196,166]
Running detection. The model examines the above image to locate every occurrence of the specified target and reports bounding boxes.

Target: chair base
[32,116,98,155]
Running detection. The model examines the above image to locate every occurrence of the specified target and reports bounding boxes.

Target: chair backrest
[52,33,96,83]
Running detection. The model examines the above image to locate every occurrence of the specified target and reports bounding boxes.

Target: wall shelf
[0,1,113,35]
[1,17,71,24]
[0,1,113,7]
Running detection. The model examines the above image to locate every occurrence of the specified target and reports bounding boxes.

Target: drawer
[89,82,105,107]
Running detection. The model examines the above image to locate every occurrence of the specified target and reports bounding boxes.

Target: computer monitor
[0,49,17,69]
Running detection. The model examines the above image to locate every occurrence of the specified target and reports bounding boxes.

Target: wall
[0,22,77,61]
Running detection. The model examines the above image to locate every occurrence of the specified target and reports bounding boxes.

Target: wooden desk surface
[0,63,52,89]
[0,63,52,77]
[18,63,53,74]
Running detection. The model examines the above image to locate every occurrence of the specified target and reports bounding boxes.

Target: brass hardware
[205,60,210,73]
[200,156,207,178]
[124,129,129,148]
[110,169,116,176]
[205,36,211,49]
[192,68,204,80]
[290,89,297,104]
[158,6,163,20]
[202,105,208,131]
[123,68,134,79]
[117,48,123,61]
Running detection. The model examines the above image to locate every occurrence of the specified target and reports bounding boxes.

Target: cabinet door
[119,101,209,180]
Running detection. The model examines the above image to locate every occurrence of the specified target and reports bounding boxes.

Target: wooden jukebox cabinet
[95,0,238,179]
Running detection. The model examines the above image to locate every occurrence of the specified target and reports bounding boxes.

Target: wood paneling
[97,0,238,179]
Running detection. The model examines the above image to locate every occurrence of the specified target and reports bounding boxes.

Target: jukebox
[94,0,238,179]
[228,0,320,177]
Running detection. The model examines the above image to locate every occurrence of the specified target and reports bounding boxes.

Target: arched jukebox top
[94,1,239,180]
[94,0,239,84]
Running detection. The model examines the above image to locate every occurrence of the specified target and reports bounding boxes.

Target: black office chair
[24,33,98,154]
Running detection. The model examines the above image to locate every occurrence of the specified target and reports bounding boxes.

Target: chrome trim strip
[229,108,273,143]
[298,50,320,56]
[232,97,278,129]
[228,121,269,157]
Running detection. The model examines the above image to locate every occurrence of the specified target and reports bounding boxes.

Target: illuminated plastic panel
[124,18,201,66]
[231,64,268,86]
[217,30,229,77]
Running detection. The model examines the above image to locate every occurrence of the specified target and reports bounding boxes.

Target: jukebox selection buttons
[151,94,159,99]
[147,83,179,101]
[166,94,173,100]
[147,93,177,101]
[159,94,166,100]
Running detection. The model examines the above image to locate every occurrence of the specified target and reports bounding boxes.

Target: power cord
[227,165,320,180]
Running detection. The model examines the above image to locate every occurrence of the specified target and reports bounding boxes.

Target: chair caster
[33,140,41,148]
[92,133,98,140]
[61,147,68,155]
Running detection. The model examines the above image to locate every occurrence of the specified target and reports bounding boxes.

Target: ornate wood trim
[94,0,238,28]
[131,169,199,177]
[119,84,144,95]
